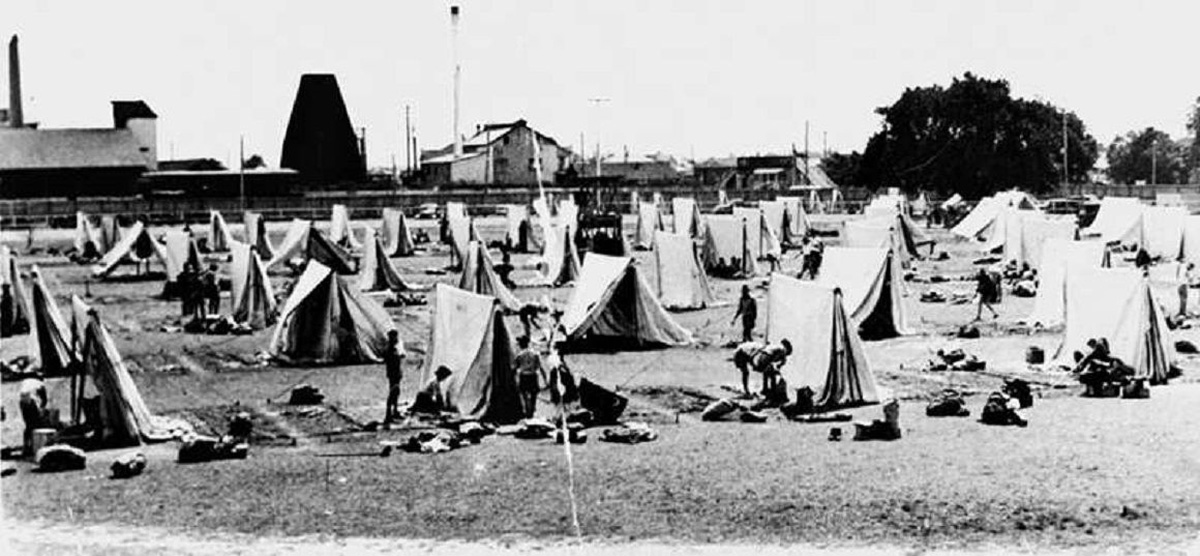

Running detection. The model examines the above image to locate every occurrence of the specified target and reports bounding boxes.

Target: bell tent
[732,207,782,262]
[243,211,276,260]
[1081,197,1143,244]
[160,230,202,298]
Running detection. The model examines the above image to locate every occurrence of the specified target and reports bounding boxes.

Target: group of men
[176,262,221,321]
[381,329,574,425]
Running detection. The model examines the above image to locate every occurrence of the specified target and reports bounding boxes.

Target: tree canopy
[1187,97,1200,182]
[855,73,1098,198]
[1106,128,1189,185]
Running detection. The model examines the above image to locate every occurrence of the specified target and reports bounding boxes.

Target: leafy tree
[242,154,266,170]
[1187,97,1200,182]
[820,151,861,186]
[856,73,1098,198]
[1106,128,1188,185]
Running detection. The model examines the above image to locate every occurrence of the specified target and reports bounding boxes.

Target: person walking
[974,268,999,321]
[731,285,757,342]
[383,330,405,425]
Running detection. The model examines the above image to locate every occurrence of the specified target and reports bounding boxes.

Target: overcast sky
[5,0,1198,168]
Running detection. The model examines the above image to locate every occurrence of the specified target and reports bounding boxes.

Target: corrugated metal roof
[0,128,149,170]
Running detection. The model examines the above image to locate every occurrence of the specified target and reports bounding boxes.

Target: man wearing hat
[412,365,454,414]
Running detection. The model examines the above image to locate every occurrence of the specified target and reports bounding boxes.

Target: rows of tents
[5,189,1186,448]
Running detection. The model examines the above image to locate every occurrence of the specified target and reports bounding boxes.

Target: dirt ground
[2,215,1199,553]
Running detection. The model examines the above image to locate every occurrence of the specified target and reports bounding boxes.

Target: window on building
[528,158,536,171]
[502,136,510,146]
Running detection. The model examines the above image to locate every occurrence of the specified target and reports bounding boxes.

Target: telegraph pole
[588,97,610,177]
[1152,136,1158,185]
[404,105,412,173]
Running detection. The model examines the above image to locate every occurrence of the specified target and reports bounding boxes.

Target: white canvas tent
[1,246,31,337]
[997,211,1077,269]
[539,224,582,287]
[1053,267,1174,384]
[422,284,523,423]
[243,211,276,260]
[503,204,534,252]
[1181,215,1200,265]
[269,261,395,365]
[27,266,76,376]
[653,230,714,311]
[842,213,925,266]
[815,247,909,339]
[1025,239,1109,328]
[777,196,810,240]
[208,210,235,253]
[75,297,187,445]
[230,241,278,329]
[951,192,1038,240]
[700,214,759,277]
[1140,206,1187,259]
[458,241,523,312]
[380,208,415,257]
[767,274,881,410]
[446,203,480,269]
[634,202,664,250]
[1081,197,1143,244]
[672,197,702,239]
[73,212,107,259]
[91,221,168,278]
[329,204,362,250]
[358,229,420,294]
[732,207,782,261]
[561,254,692,349]
[161,230,201,282]
[265,219,355,274]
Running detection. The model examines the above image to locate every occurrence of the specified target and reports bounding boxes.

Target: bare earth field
[2,215,1199,554]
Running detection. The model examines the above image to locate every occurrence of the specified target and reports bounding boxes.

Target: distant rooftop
[0,127,147,170]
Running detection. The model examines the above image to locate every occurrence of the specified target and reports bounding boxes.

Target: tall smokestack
[451,5,462,157]
[9,35,23,128]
